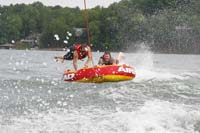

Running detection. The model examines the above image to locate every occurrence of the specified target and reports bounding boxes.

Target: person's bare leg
[116,52,125,64]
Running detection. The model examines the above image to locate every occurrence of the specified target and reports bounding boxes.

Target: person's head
[103,51,111,62]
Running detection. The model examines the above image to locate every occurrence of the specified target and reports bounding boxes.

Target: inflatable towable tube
[63,64,136,83]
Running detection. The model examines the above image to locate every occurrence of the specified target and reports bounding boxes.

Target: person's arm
[84,47,92,67]
[73,51,78,71]
[98,58,103,65]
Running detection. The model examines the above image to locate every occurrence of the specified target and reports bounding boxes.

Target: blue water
[0,49,200,133]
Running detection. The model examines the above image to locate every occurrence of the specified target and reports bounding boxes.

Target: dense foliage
[0,0,200,53]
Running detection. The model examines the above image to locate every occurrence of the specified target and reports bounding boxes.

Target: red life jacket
[73,44,89,59]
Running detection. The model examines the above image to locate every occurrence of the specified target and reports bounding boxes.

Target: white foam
[131,51,186,82]
[1,100,199,133]
[111,100,200,133]
[134,68,185,82]
[181,72,200,78]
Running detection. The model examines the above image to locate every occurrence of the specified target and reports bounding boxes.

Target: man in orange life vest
[54,44,92,71]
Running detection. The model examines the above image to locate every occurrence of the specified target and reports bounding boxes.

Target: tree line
[0,0,200,53]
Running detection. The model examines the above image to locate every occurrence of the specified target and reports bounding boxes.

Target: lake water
[0,49,200,133]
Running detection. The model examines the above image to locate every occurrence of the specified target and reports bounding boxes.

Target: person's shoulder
[87,46,91,51]
[110,58,117,64]
[74,44,81,50]
[111,57,115,61]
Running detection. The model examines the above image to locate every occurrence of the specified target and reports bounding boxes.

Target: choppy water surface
[0,49,200,133]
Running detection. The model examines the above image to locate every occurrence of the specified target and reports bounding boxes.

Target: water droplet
[26,76,31,80]
[43,62,47,66]
[48,90,51,94]
[69,94,74,98]
[15,62,19,66]
[57,101,62,105]
[63,102,67,106]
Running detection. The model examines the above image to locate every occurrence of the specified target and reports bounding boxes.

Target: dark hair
[103,51,111,57]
